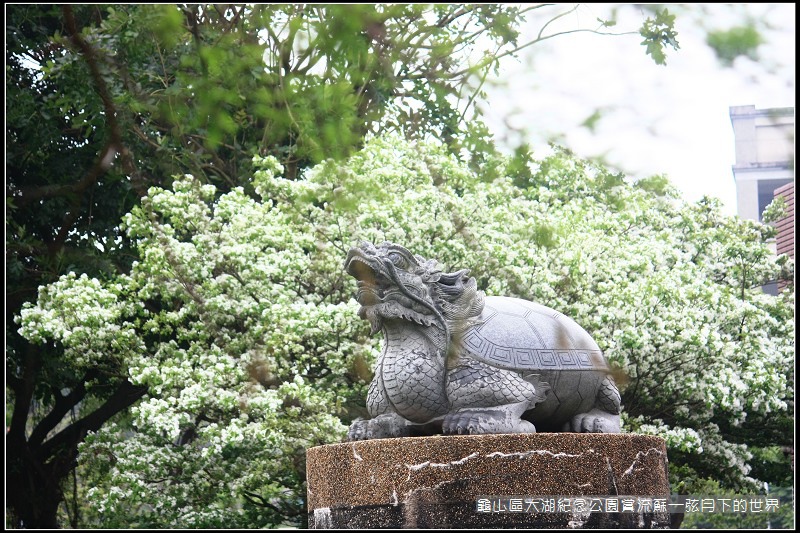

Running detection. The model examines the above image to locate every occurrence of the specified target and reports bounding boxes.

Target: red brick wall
[773,182,794,292]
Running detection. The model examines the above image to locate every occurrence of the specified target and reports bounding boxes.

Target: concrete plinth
[306,433,671,528]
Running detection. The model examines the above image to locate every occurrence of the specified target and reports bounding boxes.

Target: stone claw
[346,414,413,441]
[564,409,621,433]
[347,419,369,441]
[442,408,536,435]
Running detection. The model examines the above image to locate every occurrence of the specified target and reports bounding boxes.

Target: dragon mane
[415,256,485,338]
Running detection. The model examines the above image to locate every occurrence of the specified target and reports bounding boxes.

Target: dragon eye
[387,252,405,267]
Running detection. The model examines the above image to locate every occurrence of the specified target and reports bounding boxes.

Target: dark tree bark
[6,360,147,528]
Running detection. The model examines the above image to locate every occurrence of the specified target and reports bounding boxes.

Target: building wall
[730,105,794,222]
[774,182,794,293]
[729,105,794,295]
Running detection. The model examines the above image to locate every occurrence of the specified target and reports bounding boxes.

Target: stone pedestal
[306,433,671,528]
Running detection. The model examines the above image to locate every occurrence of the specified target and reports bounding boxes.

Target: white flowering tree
[16,135,793,527]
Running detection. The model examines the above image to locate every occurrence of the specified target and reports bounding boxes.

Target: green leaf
[639,8,680,66]
[706,25,764,66]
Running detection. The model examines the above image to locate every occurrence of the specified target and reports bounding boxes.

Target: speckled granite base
[306,433,671,528]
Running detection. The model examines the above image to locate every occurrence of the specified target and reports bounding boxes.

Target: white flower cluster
[17,272,143,368]
[627,415,704,453]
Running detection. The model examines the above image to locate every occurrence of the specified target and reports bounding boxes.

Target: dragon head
[344,242,485,347]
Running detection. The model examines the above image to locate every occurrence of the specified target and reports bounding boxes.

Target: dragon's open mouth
[345,248,390,308]
[345,255,378,280]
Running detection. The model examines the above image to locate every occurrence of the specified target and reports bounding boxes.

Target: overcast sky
[481,3,795,216]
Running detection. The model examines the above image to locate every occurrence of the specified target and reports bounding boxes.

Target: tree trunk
[6,371,147,529]
[6,446,63,528]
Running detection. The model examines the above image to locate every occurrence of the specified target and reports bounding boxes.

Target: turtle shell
[460,296,611,427]
[461,296,607,371]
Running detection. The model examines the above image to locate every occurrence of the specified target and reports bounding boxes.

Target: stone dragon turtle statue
[345,241,621,440]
